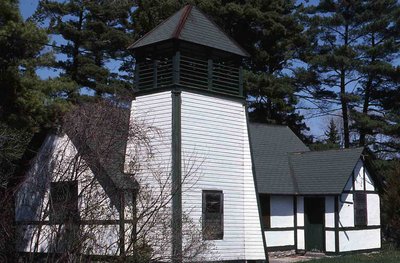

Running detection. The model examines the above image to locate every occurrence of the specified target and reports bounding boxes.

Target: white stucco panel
[325,196,335,228]
[270,196,294,228]
[297,196,304,227]
[265,231,295,247]
[325,230,335,252]
[339,229,381,252]
[297,229,305,250]
[338,193,354,228]
[367,193,381,226]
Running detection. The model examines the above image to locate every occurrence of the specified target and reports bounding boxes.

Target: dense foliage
[33,0,136,101]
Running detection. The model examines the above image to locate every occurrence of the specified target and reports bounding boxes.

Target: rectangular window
[354,192,367,226]
[202,190,223,240]
[260,194,271,229]
[50,181,79,224]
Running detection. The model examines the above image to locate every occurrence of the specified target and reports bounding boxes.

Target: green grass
[308,248,400,263]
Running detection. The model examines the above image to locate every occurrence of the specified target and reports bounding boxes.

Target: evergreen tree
[0,0,67,131]
[34,0,136,100]
[324,118,340,146]
[351,0,400,148]
[297,0,400,149]
[382,161,400,247]
[132,0,311,141]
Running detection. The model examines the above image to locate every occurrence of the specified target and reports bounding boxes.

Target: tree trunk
[341,23,350,148]
[359,33,375,147]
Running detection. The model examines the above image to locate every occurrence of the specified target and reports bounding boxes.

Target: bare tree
[15,101,212,262]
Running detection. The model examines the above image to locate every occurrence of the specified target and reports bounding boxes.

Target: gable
[249,123,366,195]
[289,148,365,195]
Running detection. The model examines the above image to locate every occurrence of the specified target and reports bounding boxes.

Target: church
[15,5,381,262]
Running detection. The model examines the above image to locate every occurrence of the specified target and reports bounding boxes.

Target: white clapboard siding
[126,91,173,260]
[243,112,266,259]
[181,91,265,261]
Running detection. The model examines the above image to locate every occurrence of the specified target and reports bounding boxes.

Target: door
[304,197,325,252]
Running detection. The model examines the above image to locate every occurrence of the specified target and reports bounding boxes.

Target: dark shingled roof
[128,5,249,57]
[289,148,364,194]
[249,123,364,195]
[249,123,310,194]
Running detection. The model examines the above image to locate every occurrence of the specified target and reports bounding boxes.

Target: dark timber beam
[334,196,339,254]
[171,89,182,263]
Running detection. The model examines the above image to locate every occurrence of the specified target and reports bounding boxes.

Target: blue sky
[20,0,38,20]
[19,0,328,138]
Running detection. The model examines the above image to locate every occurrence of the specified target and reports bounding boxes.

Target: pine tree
[297,0,400,149]
[33,0,136,100]
[351,0,400,148]
[324,119,340,146]
[382,161,400,247]
[0,0,67,131]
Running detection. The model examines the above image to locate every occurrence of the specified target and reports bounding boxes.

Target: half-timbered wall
[266,160,380,254]
[15,134,124,256]
[336,160,381,252]
[265,196,295,249]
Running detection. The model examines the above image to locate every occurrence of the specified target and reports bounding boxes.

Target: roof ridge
[127,7,183,49]
[289,147,364,155]
[192,6,250,57]
[172,5,192,39]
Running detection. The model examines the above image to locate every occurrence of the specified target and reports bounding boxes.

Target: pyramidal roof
[129,5,249,57]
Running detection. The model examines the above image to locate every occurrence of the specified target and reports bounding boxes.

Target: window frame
[202,190,224,240]
[49,181,79,224]
[354,192,368,227]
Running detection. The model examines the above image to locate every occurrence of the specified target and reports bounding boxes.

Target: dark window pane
[354,192,367,226]
[202,190,223,240]
[50,181,78,224]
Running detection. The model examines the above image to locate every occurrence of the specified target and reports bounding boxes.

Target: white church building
[15,5,381,262]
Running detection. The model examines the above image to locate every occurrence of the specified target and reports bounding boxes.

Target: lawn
[308,249,400,263]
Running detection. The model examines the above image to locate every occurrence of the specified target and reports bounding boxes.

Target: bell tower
[129,5,267,262]
[129,5,248,98]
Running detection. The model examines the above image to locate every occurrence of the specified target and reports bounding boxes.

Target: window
[354,192,367,226]
[202,190,223,240]
[259,194,271,229]
[50,181,79,223]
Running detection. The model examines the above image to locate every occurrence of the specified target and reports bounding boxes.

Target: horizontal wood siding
[181,91,265,261]
[244,115,266,259]
[127,92,173,260]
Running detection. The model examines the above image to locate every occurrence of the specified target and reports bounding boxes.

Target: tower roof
[129,5,249,57]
